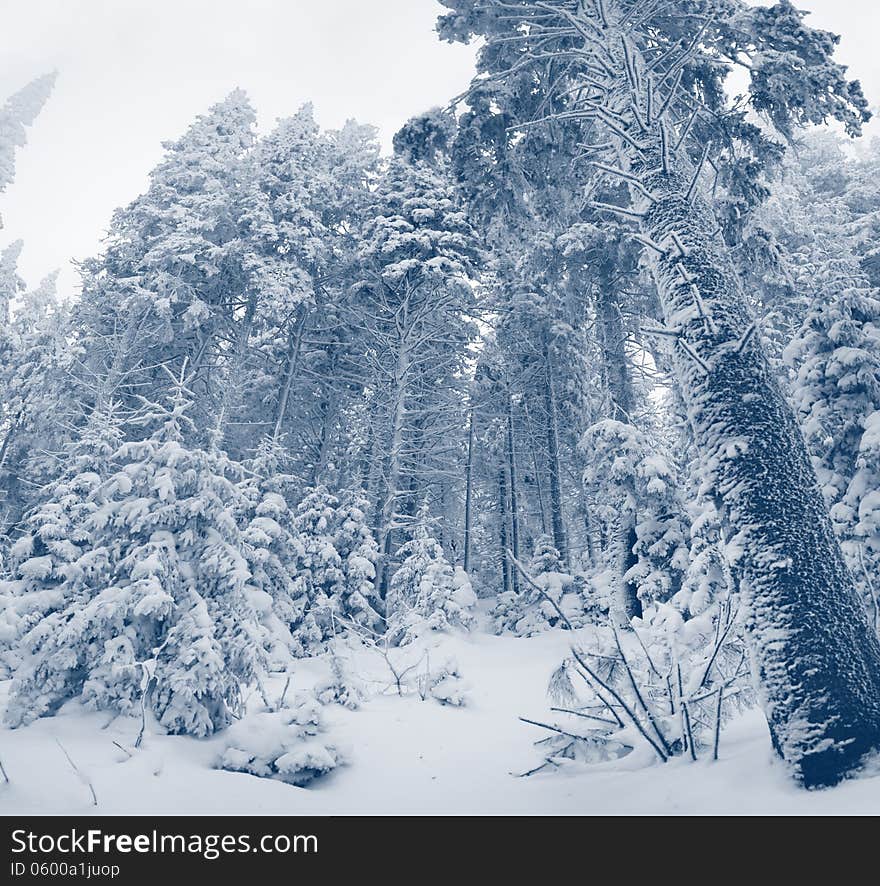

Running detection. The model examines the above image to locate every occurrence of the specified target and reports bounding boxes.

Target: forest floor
[1,605,879,815]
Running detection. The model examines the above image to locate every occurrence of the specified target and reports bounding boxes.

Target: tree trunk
[272,312,307,441]
[595,264,643,618]
[523,400,549,536]
[634,141,880,786]
[463,407,474,573]
[615,518,642,621]
[506,395,521,593]
[375,305,411,599]
[498,466,512,596]
[596,264,635,421]
[542,341,569,565]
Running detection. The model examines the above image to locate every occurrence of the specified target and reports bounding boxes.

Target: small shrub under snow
[216,694,343,786]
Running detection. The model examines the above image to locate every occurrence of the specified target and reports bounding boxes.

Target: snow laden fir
[2,0,880,800]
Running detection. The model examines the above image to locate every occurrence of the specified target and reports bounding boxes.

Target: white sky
[1,1,878,295]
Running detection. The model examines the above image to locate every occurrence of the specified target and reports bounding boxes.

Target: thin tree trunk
[615,518,642,621]
[596,264,635,421]
[581,502,596,566]
[506,394,521,591]
[523,400,549,535]
[596,266,641,618]
[376,306,411,599]
[463,406,474,573]
[498,466,511,596]
[272,312,307,441]
[542,340,569,565]
[361,417,375,495]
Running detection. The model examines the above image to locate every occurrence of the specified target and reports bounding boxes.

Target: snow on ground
[1,617,878,815]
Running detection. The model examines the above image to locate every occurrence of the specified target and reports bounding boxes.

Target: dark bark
[596,264,642,619]
[498,466,512,596]
[542,341,569,566]
[636,142,880,787]
[463,407,474,573]
[596,264,635,420]
[617,521,642,620]
[506,395,521,592]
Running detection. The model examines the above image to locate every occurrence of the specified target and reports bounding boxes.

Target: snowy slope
[1,623,878,816]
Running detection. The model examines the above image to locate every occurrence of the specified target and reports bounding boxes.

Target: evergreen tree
[440,0,880,786]
[581,419,690,620]
[5,375,267,735]
[387,515,476,646]
[239,437,306,668]
[0,270,74,530]
[352,147,480,592]
[288,484,383,652]
[0,72,56,207]
[73,90,260,438]
[0,402,123,674]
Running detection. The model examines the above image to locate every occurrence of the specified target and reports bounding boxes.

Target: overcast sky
[1,1,878,295]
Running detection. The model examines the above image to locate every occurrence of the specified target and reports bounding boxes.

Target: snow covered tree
[581,419,689,621]
[72,90,260,439]
[765,136,880,627]
[529,535,563,575]
[332,489,383,633]
[492,534,585,636]
[0,240,23,328]
[439,0,880,787]
[0,72,56,209]
[0,270,75,530]
[228,108,379,467]
[0,401,123,673]
[386,514,476,646]
[5,373,267,736]
[288,484,383,653]
[351,144,480,593]
[238,438,306,668]
[0,241,26,507]
[786,288,880,510]
[288,485,347,655]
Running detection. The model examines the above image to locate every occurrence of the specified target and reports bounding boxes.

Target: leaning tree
[438,0,880,787]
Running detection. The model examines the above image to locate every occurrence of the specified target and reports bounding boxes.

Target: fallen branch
[111,741,133,760]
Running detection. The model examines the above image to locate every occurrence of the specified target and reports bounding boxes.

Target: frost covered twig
[55,739,97,807]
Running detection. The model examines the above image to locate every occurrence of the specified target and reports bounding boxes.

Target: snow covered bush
[314,638,367,710]
[217,693,344,786]
[4,381,268,736]
[386,523,476,646]
[580,420,690,621]
[492,536,585,636]
[0,403,123,674]
[420,654,468,707]
[535,589,752,772]
[289,485,383,655]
